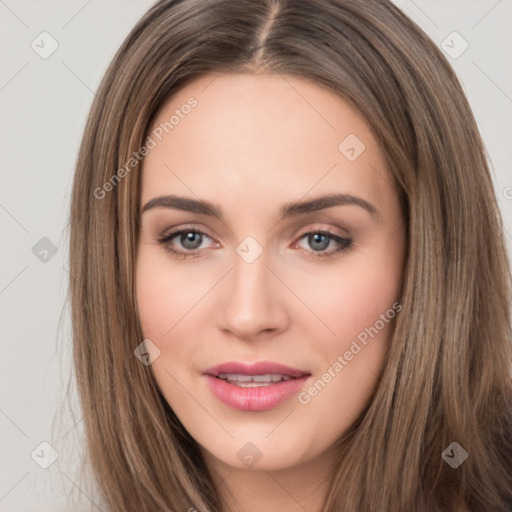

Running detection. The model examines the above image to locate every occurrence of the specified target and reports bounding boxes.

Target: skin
[135,73,406,512]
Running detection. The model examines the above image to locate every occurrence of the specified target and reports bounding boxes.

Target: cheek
[287,246,402,417]
[293,261,400,439]
[135,249,206,339]
[136,261,172,340]
[290,254,402,346]
[135,250,222,383]
[135,253,199,404]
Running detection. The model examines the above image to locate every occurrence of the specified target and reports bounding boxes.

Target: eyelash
[156,227,353,260]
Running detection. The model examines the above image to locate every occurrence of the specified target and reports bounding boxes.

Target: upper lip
[203,361,310,378]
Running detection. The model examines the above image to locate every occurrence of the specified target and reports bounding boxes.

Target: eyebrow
[141,193,380,221]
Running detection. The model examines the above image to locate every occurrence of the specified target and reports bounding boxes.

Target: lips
[202,361,311,412]
[203,361,310,379]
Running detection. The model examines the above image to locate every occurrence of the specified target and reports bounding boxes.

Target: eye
[157,228,216,259]
[156,227,352,260]
[294,230,352,257]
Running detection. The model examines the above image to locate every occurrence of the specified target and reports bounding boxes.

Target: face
[135,73,405,473]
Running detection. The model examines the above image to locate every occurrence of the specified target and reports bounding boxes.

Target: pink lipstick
[203,361,311,412]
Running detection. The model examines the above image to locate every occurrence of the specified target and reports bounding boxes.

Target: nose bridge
[232,250,268,299]
[218,246,287,338]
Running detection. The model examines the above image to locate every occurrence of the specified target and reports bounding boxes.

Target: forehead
[140,73,393,215]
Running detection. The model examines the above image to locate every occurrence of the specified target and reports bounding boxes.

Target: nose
[217,251,289,341]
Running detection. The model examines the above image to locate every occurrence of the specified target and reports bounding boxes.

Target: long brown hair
[68,0,512,510]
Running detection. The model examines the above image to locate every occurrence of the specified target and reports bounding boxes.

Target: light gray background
[1,1,511,510]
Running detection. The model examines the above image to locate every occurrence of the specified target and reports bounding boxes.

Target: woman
[68,0,512,510]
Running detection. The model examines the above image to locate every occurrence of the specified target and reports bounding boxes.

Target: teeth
[217,373,293,385]
[236,374,253,382]
[253,374,274,382]
[231,381,273,387]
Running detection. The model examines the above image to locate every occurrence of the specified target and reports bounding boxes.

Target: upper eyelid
[160,225,215,239]
[161,221,349,238]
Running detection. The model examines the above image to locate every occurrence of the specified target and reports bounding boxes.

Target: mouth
[202,361,311,411]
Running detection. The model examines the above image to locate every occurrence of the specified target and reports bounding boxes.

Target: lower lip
[204,375,309,412]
